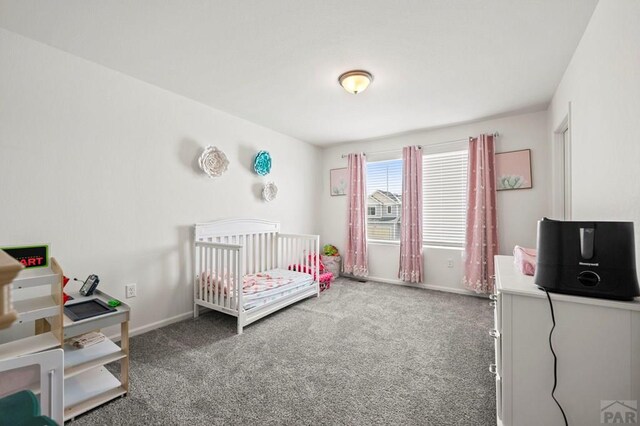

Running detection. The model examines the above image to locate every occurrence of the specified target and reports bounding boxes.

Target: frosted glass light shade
[338,70,373,94]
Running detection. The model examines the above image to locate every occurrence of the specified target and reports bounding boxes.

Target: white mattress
[243,268,315,310]
[196,268,315,311]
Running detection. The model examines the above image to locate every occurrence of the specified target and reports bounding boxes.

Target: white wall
[0,29,321,336]
[548,0,640,268]
[321,111,551,293]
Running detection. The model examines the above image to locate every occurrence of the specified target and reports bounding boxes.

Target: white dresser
[493,255,640,426]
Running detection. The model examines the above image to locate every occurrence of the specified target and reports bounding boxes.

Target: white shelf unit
[62,290,130,421]
[64,338,126,379]
[18,338,128,399]
[0,255,64,358]
[12,266,61,290]
[0,252,65,424]
[64,366,126,420]
[14,295,60,324]
[0,332,61,362]
[11,264,63,328]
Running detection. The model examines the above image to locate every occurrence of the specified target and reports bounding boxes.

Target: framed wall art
[330,168,348,196]
[495,149,532,191]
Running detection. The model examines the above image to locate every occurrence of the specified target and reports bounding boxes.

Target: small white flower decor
[262,181,278,202]
[198,146,229,178]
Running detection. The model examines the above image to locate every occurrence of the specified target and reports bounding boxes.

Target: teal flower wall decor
[254,151,272,176]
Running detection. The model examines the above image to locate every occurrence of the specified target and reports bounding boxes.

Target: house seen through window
[366,159,403,241]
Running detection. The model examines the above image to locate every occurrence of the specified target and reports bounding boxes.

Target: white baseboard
[364,275,488,298]
[107,311,194,342]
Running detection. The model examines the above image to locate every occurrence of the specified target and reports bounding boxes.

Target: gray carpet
[72,279,496,425]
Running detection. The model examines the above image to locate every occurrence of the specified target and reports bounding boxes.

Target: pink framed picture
[330,168,348,196]
[495,149,532,191]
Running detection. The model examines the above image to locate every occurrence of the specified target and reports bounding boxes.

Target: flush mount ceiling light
[338,70,373,94]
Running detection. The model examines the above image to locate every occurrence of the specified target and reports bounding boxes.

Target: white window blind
[366,159,402,241]
[422,149,468,247]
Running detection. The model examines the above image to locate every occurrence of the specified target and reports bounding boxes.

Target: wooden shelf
[6,340,125,400]
[14,295,59,323]
[64,366,124,420]
[0,331,60,361]
[61,289,130,420]
[64,385,127,421]
[12,266,59,290]
[64,338,125,379]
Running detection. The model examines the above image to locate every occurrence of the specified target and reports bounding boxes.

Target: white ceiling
[0,0,598,145]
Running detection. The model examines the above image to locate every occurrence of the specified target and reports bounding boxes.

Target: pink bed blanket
[513,246,537,276]
[243,273,294,295]
[198,273,294,296]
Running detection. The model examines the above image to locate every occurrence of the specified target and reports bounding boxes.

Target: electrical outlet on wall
[447,259,454,268]
[125,283,137,298]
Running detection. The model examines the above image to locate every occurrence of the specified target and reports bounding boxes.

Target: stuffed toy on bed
[288,254,333,292]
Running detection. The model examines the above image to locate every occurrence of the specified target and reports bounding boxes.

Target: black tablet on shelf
[64,298,117,321]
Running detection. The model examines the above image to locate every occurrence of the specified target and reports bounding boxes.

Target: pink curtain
[399,146,424,283]
[464,134,499,294]
[343,153,368,277]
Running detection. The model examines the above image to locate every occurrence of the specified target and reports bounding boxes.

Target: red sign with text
[1,245,49,269]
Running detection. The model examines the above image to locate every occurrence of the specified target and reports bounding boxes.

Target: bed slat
[199,245,204,303]
[214,246,219,306]
[227,238,233,310]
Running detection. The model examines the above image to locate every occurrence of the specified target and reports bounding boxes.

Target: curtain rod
[340,132,499,159]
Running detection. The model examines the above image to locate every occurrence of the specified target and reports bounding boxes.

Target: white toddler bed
[193,219,320,334]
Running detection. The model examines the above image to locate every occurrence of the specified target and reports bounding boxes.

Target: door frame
[553,102,572,220]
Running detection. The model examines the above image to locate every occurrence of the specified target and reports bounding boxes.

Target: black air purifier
[534,218,640,300]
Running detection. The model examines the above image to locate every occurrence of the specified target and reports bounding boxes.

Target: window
[422,149,468,247]
[365,150,468,247]
[366,159,402,241]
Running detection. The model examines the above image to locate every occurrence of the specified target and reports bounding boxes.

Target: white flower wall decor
[262,182,278,202]
[198,146,229,178]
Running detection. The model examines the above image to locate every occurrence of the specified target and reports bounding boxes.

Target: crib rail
[277,233,320,285]
[194,241,242,315]
[197,232,278,276]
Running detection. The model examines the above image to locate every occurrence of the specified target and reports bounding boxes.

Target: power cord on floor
[544,289,569,426]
